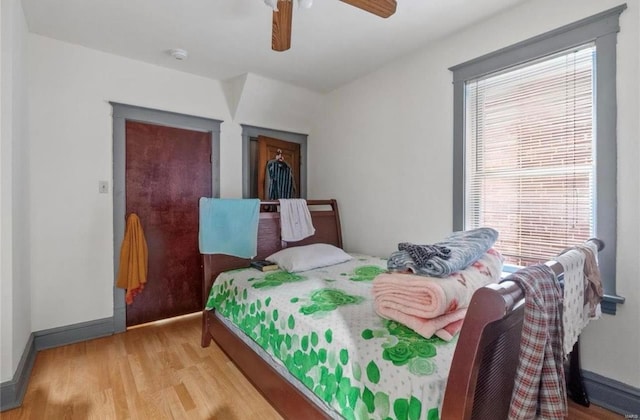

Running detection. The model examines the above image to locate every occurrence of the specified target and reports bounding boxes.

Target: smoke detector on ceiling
[169,48,188,60]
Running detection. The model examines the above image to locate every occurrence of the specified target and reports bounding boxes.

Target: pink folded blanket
[373,249,503,340]
[436,318,465,341]
[383,307,468,342]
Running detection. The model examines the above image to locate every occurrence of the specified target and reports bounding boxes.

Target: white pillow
[266,243,353,273]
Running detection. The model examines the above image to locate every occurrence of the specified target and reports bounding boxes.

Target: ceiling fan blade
[339,0,397,18]
[272,0,293,52]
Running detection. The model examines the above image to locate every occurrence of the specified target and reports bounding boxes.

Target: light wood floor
[1,313,622,419]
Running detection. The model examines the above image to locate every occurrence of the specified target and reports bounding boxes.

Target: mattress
[205,255,459,420]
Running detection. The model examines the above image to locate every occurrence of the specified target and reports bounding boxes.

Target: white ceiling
[21,0,528,92]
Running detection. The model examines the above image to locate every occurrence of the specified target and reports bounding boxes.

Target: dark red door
[125,121,211,326]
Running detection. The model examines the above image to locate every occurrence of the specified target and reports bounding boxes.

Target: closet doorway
[112,104,221,331]
[241,124,308,199]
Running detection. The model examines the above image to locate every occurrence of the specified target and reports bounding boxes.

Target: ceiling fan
[264,0,397,51]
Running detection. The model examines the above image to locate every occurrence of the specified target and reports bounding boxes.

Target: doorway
[112,103,221,332]
[124,121,210,326]
[241,124,308,199]
[257,135,301,200]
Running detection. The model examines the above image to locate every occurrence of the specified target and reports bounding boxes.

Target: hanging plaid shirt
[266,159,295,199]
[505,264,567,419]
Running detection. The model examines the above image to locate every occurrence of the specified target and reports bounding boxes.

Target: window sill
[601,294,625,315]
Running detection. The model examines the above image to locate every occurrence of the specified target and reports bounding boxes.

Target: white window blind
[464,45,595,266]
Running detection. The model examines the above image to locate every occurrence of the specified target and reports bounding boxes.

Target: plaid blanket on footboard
[504,264,567,419]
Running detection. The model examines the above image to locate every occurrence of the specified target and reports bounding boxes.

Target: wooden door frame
[111,103,222,333]
[240,124,308,199]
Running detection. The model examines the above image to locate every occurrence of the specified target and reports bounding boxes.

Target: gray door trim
[111,102,222,332]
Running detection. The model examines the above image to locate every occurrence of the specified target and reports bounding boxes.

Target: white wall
[1,0,30,383]
[220,72,323,197]
[27,35,321,332]
[310,0,640,388]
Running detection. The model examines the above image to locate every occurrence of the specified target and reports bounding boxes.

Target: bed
[200,200,592,419]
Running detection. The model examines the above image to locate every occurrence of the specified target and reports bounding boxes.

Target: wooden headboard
[201,199,343,308]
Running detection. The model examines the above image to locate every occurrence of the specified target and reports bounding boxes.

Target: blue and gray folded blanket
[388,227,499,277]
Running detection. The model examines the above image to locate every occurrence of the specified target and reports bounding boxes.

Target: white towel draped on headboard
[278,199,315,242]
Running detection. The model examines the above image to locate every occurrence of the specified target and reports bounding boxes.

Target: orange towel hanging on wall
[116,213,148,304]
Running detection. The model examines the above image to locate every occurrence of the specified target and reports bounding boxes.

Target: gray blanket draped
[387,227,499,277]
[397,243,451,266]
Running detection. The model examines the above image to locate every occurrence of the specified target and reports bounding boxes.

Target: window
[450,5,626,314]
[465,45,595,266]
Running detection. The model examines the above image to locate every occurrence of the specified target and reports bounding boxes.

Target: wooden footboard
[441,238,604,419]
[441,281,525,419]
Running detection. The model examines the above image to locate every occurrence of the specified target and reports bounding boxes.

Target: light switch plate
[98,181,109,194]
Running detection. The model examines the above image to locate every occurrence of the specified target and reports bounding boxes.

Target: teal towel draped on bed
[199,198,260,258]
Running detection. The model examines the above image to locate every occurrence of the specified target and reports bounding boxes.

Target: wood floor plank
[174,381,197,412]
[107,360,131,419]
[0,312,621,419]
[88,388,116,420]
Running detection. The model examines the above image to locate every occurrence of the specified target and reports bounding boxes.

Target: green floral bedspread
[206,255,458,420]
